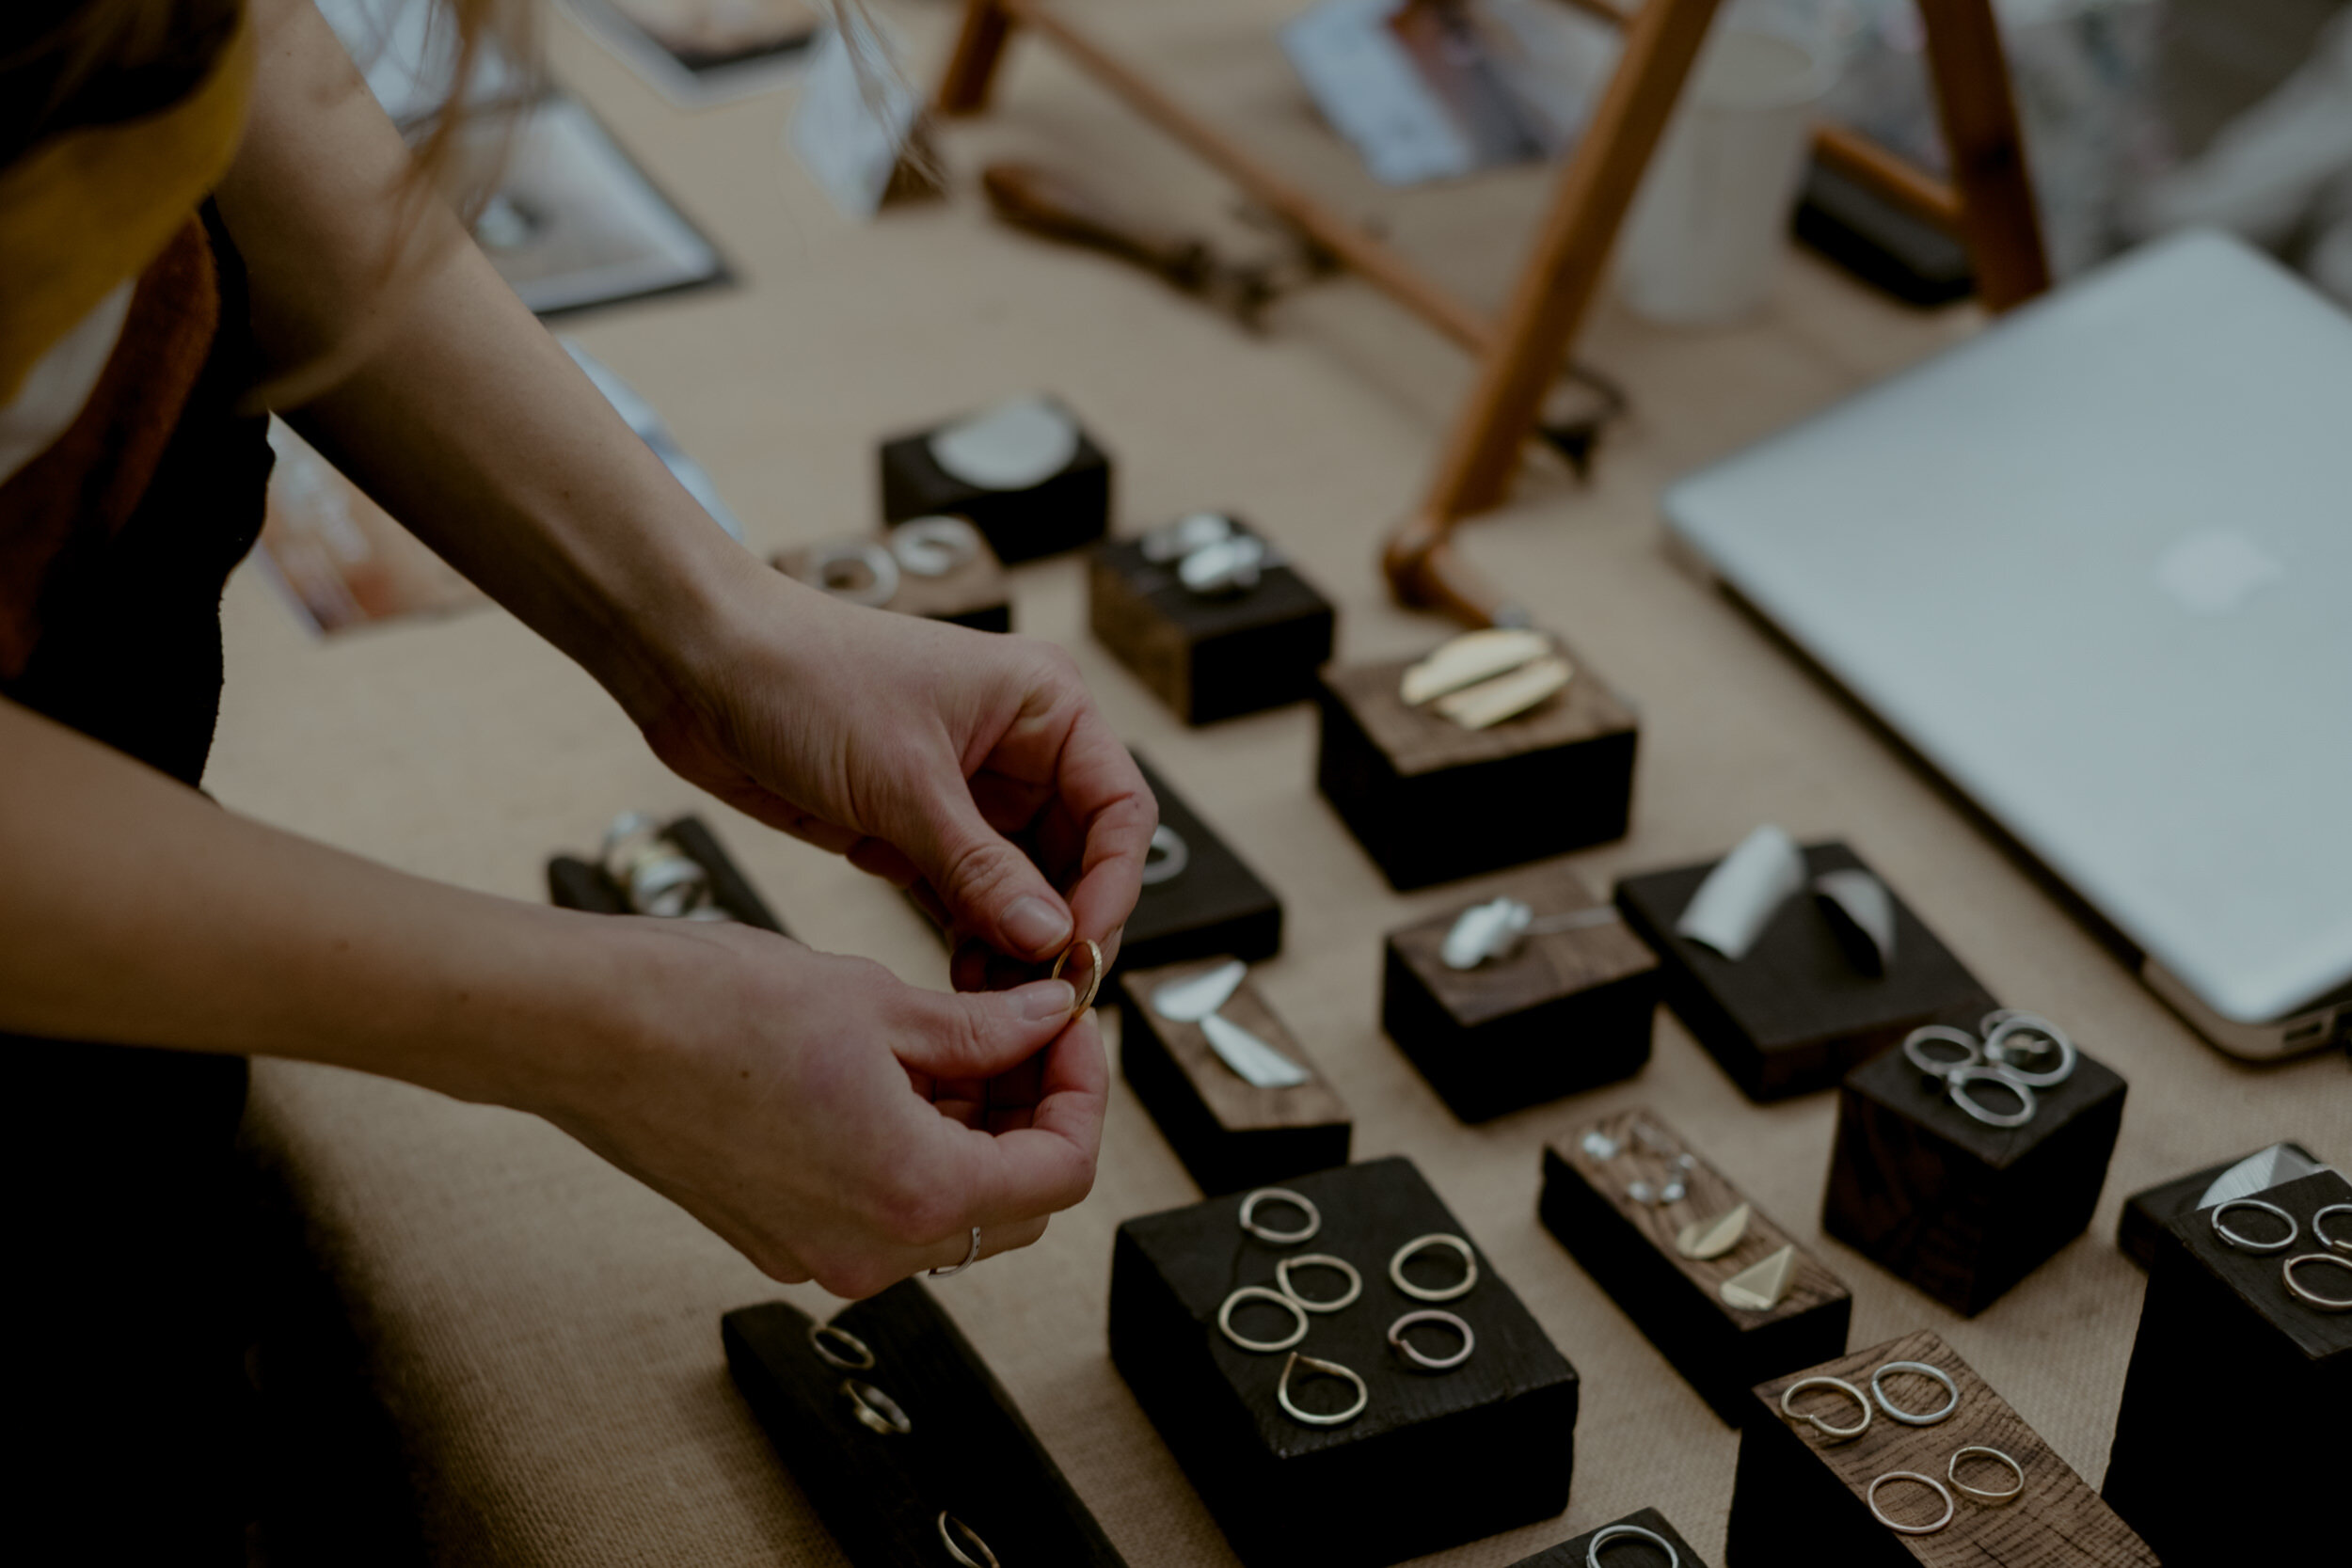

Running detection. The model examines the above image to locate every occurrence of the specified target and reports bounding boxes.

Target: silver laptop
[1664,230,2352,1060]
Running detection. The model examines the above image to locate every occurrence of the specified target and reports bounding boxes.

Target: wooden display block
[1120,750,1282,975]
[1116,957,1351,1196]
[547,814,788,935]
[878,402,1111,564]
[1314,637,1638,892]
[723,1281,1127,1566]
[1540,1109,1851,1424]
[1110,1156,1579,1568]
[2104,1169,2347,1562]
[1383,863,1660,1123]
[773,527,1010,632]
[1732,1331,2158,1567]
[2115,1139,2325,1269]
[1505,1507,1708,1568]
[1613,841,1994,1101]
[1088,522,1336,723]
[1822,1040,2125,1317]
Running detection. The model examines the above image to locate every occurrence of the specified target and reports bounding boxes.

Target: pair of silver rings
[1901,1009,2077,1128]
[813,1321,916,1435]
[1779,1360,1960,1442]
[1867,1446,2026,1535]
[806,517,987,608]
[2216,1198,2352,1310]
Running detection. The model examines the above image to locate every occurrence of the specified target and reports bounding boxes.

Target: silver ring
[805,539,899,607]
[890,515,982,577]
[2282,1252,2352,1311]
[1779,1375,1871,1441]
[597,810,663,882]
[1948,1445,2026,1502]
[1981,1012,2077,1086]
[1867,1471,1955,1535]
[929,1227,982,1277]
[1138,824,1189,886]
[1276,1351,1367,1427]
[1390,1234,1478,1302]
[2313,1203,2352,1253]
[2212,1197,2298,1254]
[1388,1309,1475,1371]
[1901,1024,1981,1079]
[1947,1064,2037,1128]
[1141,510,1234,562]
[936,1512,1000,1568]
[842,1379,911,1434]
[1276,1254,1362,1313]
[808,1323,875,1370]
[1217,1286,1309,1353]
[1588,1523,1679,1568]
[1238,1188,1319,1244]
[1871,1360,1960,1426]
[628,854,710,918]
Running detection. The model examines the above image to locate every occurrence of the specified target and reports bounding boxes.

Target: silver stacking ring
[1390,1234,1479,1302]
[1871,1360,1960,1426]
[1218,1286,1309,1353]
[842,1379,911,1435]
[1588,1523,1679,1568]
[2312,1203,2352,1253]
[890,515,982,577]
[929,1226,982,1277]
[1276,1254,1362,1313]
[806,539,900,607]
[1981,1012,2077,1087]
[2282,1252,2352,1311]
[1901,1024,1981,1080]
[1387,1309,1475,1371]
[1867,1471,1955,1535]
[936,1512,1000,1568]
[1239,1188,1320,1244]
[1947,1064,2037,1129]
[1948,1445,2026,1502]
[1276,1351,1368,1427]
[1139,824,1189,886]
[808,1323,875,1370]
[1779,1376,1871,1441]
[2212,1197,2299,1254]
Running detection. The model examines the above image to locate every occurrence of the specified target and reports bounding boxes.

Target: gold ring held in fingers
[1218,1286,1309,1353]
[936,1512,1000,1568]
[1277,1351,1368,1427]
[808,1323,874,1370]
[1948,1445,2026,1502]
[1779,1375,1871,1441]
[842,1379,911,1435]
[1238,1187,1320,1244]
[1867,1471,1955,1535]
[1276,1253,1362,1312]
[1390,1234,1478,1302]
[1051,938,1104,1017]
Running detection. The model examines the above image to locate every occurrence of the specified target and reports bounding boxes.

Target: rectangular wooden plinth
[878,407,1111,564]
[1383,863,1659,1122]
[1540,1109,1850,1424]
[1089,528,1335,724]
[546,815,788,934]
[1315,638,1638,892]
[1110,1156,1579,1568]
[2104,1169,2348,1561]
[1731,1331,2158,1567]
[1613,841,1994,1101]
[1505,1506,1710,1567]
[2114,1139,2324,1269]
[723,1281,1127,1566]
[773,533,1010,632]
[1117,956,1351,1196]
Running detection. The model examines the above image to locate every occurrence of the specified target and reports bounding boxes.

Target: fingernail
[1004,896,1071,956]
[1015,980,1077,1021]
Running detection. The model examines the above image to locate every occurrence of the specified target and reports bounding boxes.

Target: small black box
[1120,751,1282,976]
[1089,521,1336,724]
[1614,841,1993,1101]
[878,399,1111,564]
[1110,1156,1579,1568]
[2114,1140,2325,1269]
[547,815,787,935]
[1505,1507,1708,1568]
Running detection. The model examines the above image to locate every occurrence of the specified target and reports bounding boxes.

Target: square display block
[1110,1156,1579,1568]
[723,1281,1127,1566]
[1120,751,1283,975]
[1505,1507,1708,1568]
[1116,957,1351,1196]
[2114,1139,2324,1269]
[878,402,1110,564]
[1382,864,1660,1123]
[1822,1040,2126,1317]
[2104,1170,2348,1562]
[546,814,788,935]
[1315,638,1639,892]
[1613,841,1994,1101]
[1540,1109,1851,1425]
[1732,1331,2159,1567]
[1088,523,1336,723]
[773,528,1010,632]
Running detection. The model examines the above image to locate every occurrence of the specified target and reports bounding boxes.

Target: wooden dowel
[1810,122,1963,230]
[1916,0,2050,309]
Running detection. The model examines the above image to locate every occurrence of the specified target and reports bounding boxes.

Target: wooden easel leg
[1916,0,2051,309]
[938,0,1019,116]
[1388,0,1724,622]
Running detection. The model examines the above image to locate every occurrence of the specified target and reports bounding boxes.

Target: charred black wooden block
[1088,521,1335,723]
[774,526,1011,632]
[1505,1507,1708,1568]
[547,815,787,935]
[1120,751,1282,976]
[878,400,1110,564]
[2114,1140,2325,1269]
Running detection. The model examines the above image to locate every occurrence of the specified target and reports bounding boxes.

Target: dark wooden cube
[1613,841,1994,1101]
[1821,1037,2126,1317]
[2114,1139,2326,1269]
[773,527,1011,632]
[1540,1108,1850,1424]
[547,815,788,935]
[1088,522,1335,723]
[1314,637,1639,892]
[1120,750,1282,975]
[2104,1169,2348,1562]
[723,1281,1127,1566]
[1733,1331,2159,1566]
[1505,1507,1708,1568]
[878,400,1111,564]
[1110,1155,1579,1568]
[1382,863,1660,1122]
[1116,956,1351,1196]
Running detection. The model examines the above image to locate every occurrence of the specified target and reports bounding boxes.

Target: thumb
[893,979,1078,1081]
[910,790,1073,961]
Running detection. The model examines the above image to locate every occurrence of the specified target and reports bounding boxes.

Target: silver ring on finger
[929,1226,981,1277]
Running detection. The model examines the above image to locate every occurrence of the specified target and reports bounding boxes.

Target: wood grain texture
[1734,1331,2158,1567]
[1505,1506,1708,1568]
[1391,865,1654,1030]
[1320,640,1634,780]
[773,534,1010,632]
[1120,958,1346,1132]
[1088,527,1335,724]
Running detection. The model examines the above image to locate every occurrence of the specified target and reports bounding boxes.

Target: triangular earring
[1720,1244,1796,1311]
[1676,1202,1751,1260]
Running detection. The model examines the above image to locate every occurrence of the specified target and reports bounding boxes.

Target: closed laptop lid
[1664,230,2352,1024]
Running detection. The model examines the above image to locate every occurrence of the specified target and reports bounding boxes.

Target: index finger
[1050,710,1155,951]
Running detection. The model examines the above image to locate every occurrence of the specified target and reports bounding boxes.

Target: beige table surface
[208,2,2352,1562]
